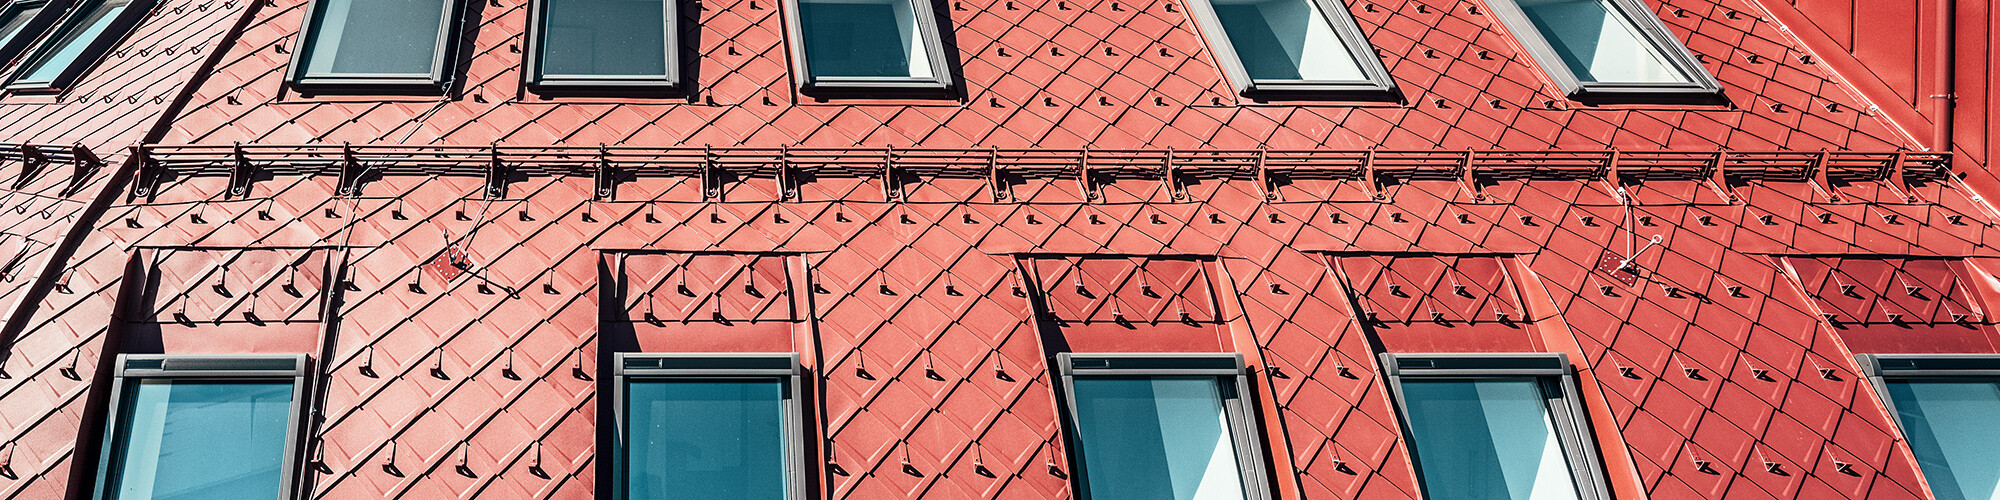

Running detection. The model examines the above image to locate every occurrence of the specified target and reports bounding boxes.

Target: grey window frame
[780,0,953,92]
[0,0,62,68]
[1482,0,1722,105]
[2,0,153,91]
[285,0,464,90]
[1858,353,2000,432]
[1378,352,1611,500]
[1182,0,1397,98]
[608,352,808,500]
[522,0,677,90]
[89,353,311,500]
[1857,353,2000,500]
[1053,353,1274,500]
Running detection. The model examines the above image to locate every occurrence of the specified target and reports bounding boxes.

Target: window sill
[4,81,62,93]
[527,79,681,99]
[290,75,450,96]
[1567,84,1728,106]
[799,77,954,98]
[1240,82,1403,104]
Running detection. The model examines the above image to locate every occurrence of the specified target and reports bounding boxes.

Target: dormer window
[0,0,54,60]
[1486,0,1722,104]
[1381,353,1613,500]
[1186,0,1397,98]
[785,0,953,91]
[526,0,676,89]
[4,0,155,91]
[289,0,464,89]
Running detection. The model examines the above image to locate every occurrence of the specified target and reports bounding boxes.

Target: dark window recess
[1185,0,1396,97]
[4,0,153,91]
[1486,0,1721,104]
[527,0,674,88]
[785,0,952,90]
[1055,353,1272,500]
[1860,354,2000,500]
[89,354,310,500]
[1380,353,1611,500]
[289,0,461,88]
[611,353,807,500]
[0,0,53,62]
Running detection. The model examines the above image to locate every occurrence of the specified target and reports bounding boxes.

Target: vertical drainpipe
[1933,0,1957,153]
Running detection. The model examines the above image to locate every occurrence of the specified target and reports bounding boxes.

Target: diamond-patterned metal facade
[0,0,1993,497]
[160,0,1916,152]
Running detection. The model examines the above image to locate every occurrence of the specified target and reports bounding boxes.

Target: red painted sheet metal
[0,0,1987,496]
[1782,256,2000,354]
[617,252,796,323]
[135,247,330,324]
[1334,254,1541,352]
[603,252,801,352]
[0,0,251,151]
[165,0,1912,154]
[1027,255,1228,352]
[0,149,1978,497]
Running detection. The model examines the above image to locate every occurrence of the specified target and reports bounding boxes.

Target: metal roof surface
[161,0,1913,152]
[0,0,1991,498]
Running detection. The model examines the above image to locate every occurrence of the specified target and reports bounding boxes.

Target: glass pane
[298,0,448,76]
[1400,378,1581,500]
[0,3,47,49]
[1515,0,1690,83]
[623,379,788,499]
[1209,0,1365,81]
[1884,379,2000,500]
[15,0,131,83]
[799,0,932,79]
[537,0,667,79]
[100,379,295,500]
[1071,376,1247,500]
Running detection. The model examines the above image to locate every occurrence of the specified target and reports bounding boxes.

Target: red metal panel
[5,160,1989,498]
[0,0,1989,497]
[619,252,794,323]
[1333,254,1538,352]
[136,248,329,324]
[1027,256,1227,352]
[1029,256,1215,324]
[155,0,1915,155]
[1783,256,2000,354]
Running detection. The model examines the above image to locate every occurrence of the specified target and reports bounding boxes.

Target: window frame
[1858,353,2000,431]
[88,353,311,500]
[1377,352,1611,500]
[779,0,954,92]
[0,0,62,69]
[1182,0,1398,98]
[1052,352,1274,500]
[521,0,678,90]
[608,352,808,500]
[1482,0,1723,104]
[2,0,153,91]
[284,0,465,90]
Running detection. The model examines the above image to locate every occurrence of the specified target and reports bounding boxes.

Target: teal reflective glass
[99,379,295,500]
[298,0,448,76]
[15,0,130,84]
[1514,0,1689,83]
[1070,376,1247,500]
[536,0,667,79]
[1209,0,1365,81]
[1400,378,1581,500]
[0,3,47,49]
[799,0,932,78]
[622,379,787,499]
[1884,379,2000,500]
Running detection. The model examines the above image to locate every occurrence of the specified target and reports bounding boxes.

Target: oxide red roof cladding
[161,0,1915,151]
